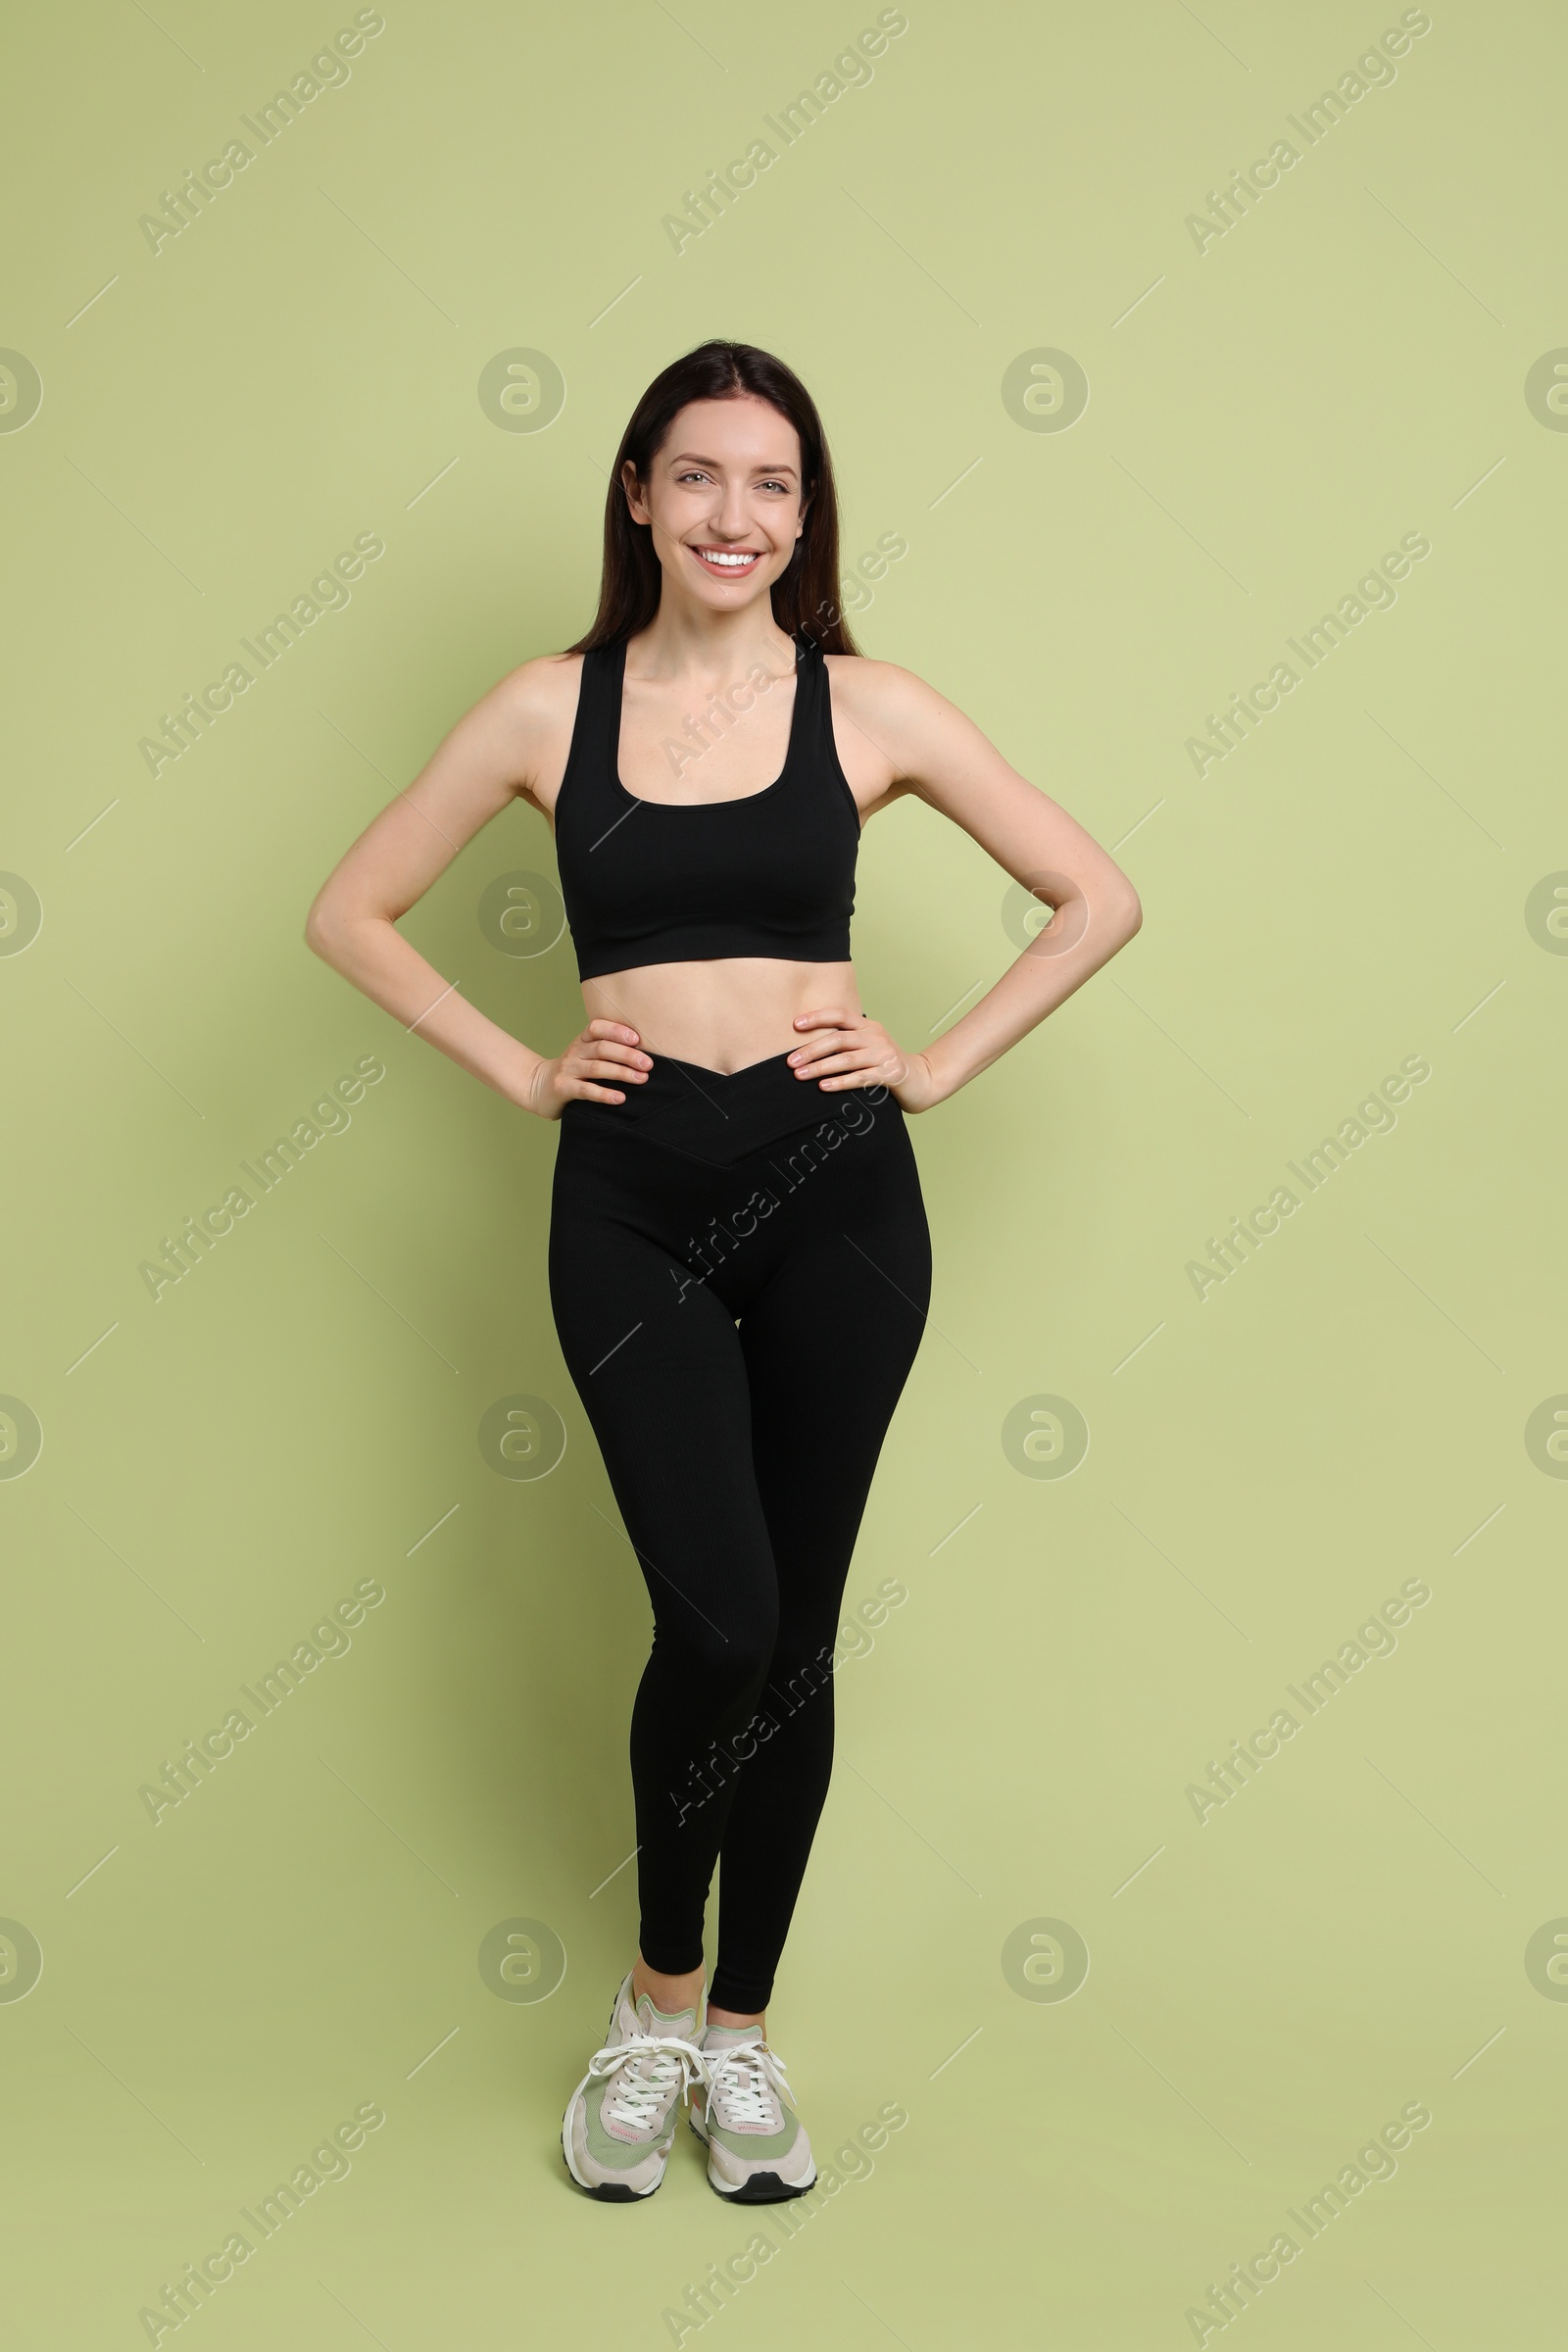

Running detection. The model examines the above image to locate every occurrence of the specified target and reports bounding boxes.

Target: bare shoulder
[817,656,920,818]
[476,648,585,814]
[489,646,584,730]
[821,653,942,724]
[824,653,968,744]
[822,654,975,806]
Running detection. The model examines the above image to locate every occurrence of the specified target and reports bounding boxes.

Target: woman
[306,339,1142,2205]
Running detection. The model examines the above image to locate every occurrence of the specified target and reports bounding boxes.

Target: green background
[4,0,1565,2342]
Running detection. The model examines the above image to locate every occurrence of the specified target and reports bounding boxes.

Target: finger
[572,1079,627,1103]
[800,1048,878,1080]
[788,1025,860,1061]
[819,1059,903,1089]
[585,1019,642,1045]
[575,1055,648,1083]
[816,1045,904,1083]
[791,1007,849,1033]
[789,1029,879,1069]
[577,1042,651,1070]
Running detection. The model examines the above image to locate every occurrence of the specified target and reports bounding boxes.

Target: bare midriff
[580,956,863,1076]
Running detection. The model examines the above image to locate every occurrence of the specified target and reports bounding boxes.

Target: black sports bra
[554,631,860,984]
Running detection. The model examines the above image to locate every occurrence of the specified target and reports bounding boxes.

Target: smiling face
[621,395,808,614]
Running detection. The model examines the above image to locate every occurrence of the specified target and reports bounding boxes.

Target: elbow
[1098,881,1141,951]
[305,891,347,964]
[307,895,396,971]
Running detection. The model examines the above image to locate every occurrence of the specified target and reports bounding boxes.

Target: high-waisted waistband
[559,1050,897,1167]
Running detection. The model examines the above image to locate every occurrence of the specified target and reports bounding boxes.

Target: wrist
[510,1048,552,1116]
[893,1048,945,1111]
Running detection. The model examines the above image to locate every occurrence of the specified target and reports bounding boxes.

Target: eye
[758,478,791,495]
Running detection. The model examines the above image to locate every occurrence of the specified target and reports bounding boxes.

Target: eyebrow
[666,451,800,477]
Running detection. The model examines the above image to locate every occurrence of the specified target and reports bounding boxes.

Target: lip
[688,545,765,579]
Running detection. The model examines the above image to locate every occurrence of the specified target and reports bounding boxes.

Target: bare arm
[794,662,1143,1108]
[303,662,650,1117]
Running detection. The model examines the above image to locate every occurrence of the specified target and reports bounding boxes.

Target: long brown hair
[566,340,861,656]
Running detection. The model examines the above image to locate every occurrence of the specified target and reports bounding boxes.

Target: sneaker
[561,1972,707,2200]
[689,2022,816,2202]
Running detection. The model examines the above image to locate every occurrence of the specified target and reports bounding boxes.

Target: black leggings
[549,1049,930,2014]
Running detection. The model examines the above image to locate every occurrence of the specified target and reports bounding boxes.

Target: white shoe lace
[703,2036,794,2132]
[575,2033,707,2135]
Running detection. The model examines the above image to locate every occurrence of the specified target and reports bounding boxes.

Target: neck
[627,597,797,682]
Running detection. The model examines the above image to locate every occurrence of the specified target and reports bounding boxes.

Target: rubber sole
[708,2166,817,2204]
[688,2111,815,2202]
[561,2109,672,2200]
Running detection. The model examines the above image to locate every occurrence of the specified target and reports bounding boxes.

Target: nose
[713,478,754,540]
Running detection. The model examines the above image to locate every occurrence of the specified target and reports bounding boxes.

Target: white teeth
[697,550,760,567]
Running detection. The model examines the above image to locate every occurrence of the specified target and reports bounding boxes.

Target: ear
[620,458,651,526]
[795,486,812,542]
